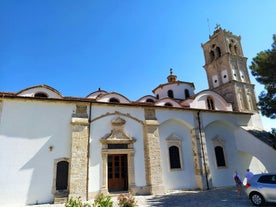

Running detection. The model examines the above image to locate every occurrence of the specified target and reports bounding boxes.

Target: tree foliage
[250,35,276,119]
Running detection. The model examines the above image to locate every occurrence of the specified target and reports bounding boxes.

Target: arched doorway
[56,161,69,191]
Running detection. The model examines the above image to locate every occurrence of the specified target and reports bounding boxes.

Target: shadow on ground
[145,187,254,207]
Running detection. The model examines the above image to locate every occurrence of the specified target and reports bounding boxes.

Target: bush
[65,197,91,207]
[92,193,113,207]
[117,192,136,207]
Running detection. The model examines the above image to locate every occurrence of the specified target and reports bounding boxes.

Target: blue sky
[0,0,275,130]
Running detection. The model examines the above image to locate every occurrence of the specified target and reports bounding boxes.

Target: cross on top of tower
[215,24,221,31]
[170,68,173,75]
[167,68,177,83]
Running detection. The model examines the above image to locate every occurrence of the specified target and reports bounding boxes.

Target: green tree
[250,35,276,119]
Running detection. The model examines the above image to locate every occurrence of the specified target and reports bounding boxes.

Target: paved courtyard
[4,187,276,207]
[134,187,256,207]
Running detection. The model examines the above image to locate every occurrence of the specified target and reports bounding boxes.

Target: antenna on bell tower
[207,18,211,36]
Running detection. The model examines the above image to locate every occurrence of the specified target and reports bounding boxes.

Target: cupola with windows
[152,68,195,102]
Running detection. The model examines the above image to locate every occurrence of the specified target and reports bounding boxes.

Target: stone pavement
[4,187,276,207]
[135,187,276,207]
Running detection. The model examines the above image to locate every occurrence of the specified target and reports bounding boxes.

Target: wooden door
[56,161,69,191]
[108,154,128,191]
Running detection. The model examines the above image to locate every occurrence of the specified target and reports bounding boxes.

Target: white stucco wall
[204,120,241,187]
[0,100,73,205]
[235,127,276,172]
[203,111,276,188]
[189,91,232,111]
[156,110,197,190]
[17,87,62,99]
[159,119,197,190]
[154,83,194,100]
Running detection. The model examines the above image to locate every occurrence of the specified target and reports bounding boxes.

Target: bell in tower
[201,25,258,112]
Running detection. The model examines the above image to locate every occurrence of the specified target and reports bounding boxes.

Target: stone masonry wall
[143,109,165,195]
[69,117,89,200]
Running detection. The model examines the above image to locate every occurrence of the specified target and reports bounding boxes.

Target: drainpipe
[197,111,210,190]
[86,101,92,200]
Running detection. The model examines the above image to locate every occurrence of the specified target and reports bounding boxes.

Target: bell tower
[201,26,258,112]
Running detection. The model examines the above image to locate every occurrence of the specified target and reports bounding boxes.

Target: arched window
[207,96,215,110]
[156,94,159,99]
[56,161,69,191]
[34,92,48,98]
[210,50,215,62]
[234,45,238,55]
[214,146,226,167]
[146,98,154,103]
[229,44,233,54]
[169,146,181,169]
[168,90,174,98]
[215,47,221,58]
[164,102,173,107]
[109,97,120,103]
[184,89,190,99]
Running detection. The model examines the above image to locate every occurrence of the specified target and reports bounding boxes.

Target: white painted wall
[154,83,194,100]
[203,114,276,188]
[1,98,275,206]
[0,100,73,205]
[189,91,232,111]
[204,121,241,187]
[235,127,276,172]
[158,118,197,190]
[17,87,62,99]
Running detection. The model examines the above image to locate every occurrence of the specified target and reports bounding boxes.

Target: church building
[0,28,275,205]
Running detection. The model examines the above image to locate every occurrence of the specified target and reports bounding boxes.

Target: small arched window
[229,44,233,54]
[156,94,159,99]
[184,89,190,99]
[146,98,154,103]
[34,92,48,98]
[109,97,120,103]
[214,146,226,167]
[234,45,238,55]
[207,96,215,110]
[168,90,174,98]
[169,146,181,169]
[210,50,215,62]
[215,47,221,58]
[164,102,173,107]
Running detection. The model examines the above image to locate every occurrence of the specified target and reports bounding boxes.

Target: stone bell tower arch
[201,25,258,112]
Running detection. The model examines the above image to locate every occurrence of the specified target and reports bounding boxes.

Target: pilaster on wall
[192,112,212,190]
[190,128,205,189]
[69,104,89,200]
[143,109,164,195]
